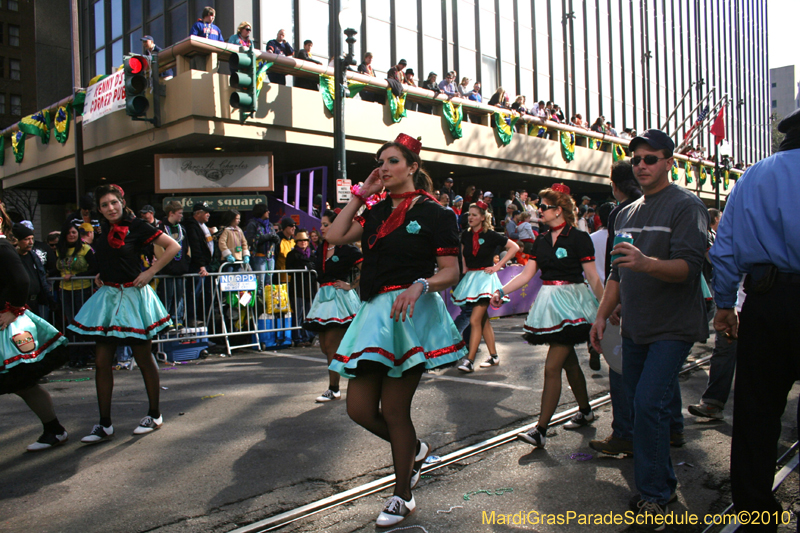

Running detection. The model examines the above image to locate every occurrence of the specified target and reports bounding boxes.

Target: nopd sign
[155,153,274,193]
[219,273,258,292]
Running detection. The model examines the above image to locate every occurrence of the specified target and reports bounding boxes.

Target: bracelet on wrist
[413,278,429,295]
[496,288,505,298]
[1,303,27,317]
[350,184,369,203]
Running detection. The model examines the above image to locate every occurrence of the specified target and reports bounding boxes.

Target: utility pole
[70,0,85,203]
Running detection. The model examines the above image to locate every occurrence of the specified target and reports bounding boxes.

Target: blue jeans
[157,277,186,326]
[622,337,693,504]
[251,256,275,288]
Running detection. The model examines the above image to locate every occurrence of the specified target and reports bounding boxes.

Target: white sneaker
[564,410,595,429]
[133,415,163,435]
[81,424,114,444]
[315,389,341,402]
[27,431,68,451]
[376,495,416,527]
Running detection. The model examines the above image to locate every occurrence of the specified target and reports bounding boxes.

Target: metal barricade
[45,266,319,357]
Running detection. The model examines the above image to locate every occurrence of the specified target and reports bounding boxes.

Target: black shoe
[410,441,430,489]
[670,432,686,447]
[588,346,601,371]
[630,499,668,531]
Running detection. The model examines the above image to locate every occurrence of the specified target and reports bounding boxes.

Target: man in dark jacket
[156,201,192,323]
[183,202,214,326]
[13,223,53,319]
[244,203,279,287]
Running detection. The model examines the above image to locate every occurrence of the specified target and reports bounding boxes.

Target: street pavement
[0,314,797,533]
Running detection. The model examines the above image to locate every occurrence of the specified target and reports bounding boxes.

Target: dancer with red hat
[326,134,465,527]
[453,200,519,372]
[490,184,604,449]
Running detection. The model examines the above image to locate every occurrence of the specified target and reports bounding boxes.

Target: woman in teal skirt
[490,184,604,449]
[302,209,363,403]
[69,184,179,444]
[453,200,518,372]
[0,204,70,451]
[326,134,465,527]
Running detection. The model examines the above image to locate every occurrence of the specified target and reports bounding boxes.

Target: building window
[0,95,5,115]
[10,94,21,115]
[0,24,4,44]
[772,100,777,108]
[8,0,18,11]
[9,58,19,80]
[771,82,777,88]
[0,57,4,77]
[9,25,19,46]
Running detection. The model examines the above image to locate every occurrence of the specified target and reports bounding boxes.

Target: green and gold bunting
[347,81,368,99]
[54,105,71,144]
[723,169,730,191]
[671,160,680,181]
[255,60,273,100]
[12,130,25,163]
[493,112,518,145]
[19,110,50,144]
[684,161,694,184]
[561,131,575,162]
[698,165,707,186]
[710,166,718,186]
[386,88,407,123]
[320,74,335,112]
[0,136,4,166]
[612,143,626,162]
[529,124,547,137]
[587,137,603,150]
[88,73,108,87]
[72,91,86,115]
[442,102,463,139]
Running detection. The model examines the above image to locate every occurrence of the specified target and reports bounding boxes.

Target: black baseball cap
[139,205,155,214]
[192,202,213,213]
[141,35,155,42]
[629,129,675,153]
[280,216,297,229]
[778,108,800,134]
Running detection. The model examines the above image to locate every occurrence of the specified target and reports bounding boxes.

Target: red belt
[320,282,338,287]
[105,281,137,288]
[542,280,575,286]
[378,283,412,294]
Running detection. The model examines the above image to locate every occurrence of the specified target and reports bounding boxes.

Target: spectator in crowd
[505,209,521,240]
[244,203,279,286]
[387,59,407,84]
[452,195,464,217]
[584,207,596,232]
[13,223,52,319]
[141,35,174,79]
[576,206,589,232]
[488,87,507,108]
[438,193,451,208]
[78,222,95,245]
[184,202,214,327]
[228,21,253,47]
[442,177,456,204]
[552,104,565,122]
[483,191,495,225]
[190,7,224,42]
[66,194,101,235]
[285,229,317,347]
[619,127,633,139]
[139,205,156,226]
[418,72,440,114]
[468,82,482,103]
[511,95,528,115]
[139,205,157,274]
[591,129,708,522]
[463,185,477,205]
[55,221,97,367]
[404,68,417,111]
[605,122,619,137]
[532,100,547,118]
[591,116,606,133]
[276,216,297,283]
[458,77,471,98]
[357,52,379,103]
[438,71,458,98]
[155,202,191,325]
[309,228,321,255]
[294,39,322,91]
[266,29,294,85]
[218,210,250,272]
[517,211,537,242]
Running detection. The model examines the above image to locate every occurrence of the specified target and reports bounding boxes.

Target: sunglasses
[244,27,251,31]
[296,238,309,242]
[631,155,667,166]
[539,204,559,211]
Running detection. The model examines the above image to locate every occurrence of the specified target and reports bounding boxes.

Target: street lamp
[333,0,362,204]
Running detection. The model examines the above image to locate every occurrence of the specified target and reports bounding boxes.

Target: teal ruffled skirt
[1,310,69,394]
[303,285,362,332]
[330,289,466,378]
[522,283,599,345]
[452,270,509,306]
[68,284,172,342]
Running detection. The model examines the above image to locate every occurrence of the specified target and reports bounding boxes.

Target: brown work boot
[589,434,633,456]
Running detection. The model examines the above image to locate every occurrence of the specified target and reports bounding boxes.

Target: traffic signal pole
[229,46,258,123]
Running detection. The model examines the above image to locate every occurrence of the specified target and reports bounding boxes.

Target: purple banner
[442,265,542,320]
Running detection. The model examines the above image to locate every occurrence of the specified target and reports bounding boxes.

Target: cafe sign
[155,152,273,193]
[162,195,269,211]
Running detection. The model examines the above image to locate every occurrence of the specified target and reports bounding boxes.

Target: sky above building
[768,0,798,69]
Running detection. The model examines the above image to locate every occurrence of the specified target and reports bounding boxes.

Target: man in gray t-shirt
[590,129,708,519]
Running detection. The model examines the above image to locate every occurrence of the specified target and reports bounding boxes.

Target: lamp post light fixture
[332,0,362,204]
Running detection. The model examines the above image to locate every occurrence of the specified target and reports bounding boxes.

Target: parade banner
[82,69,126,126]
[155,152,274,193]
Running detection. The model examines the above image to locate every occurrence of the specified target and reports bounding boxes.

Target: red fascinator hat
[551,183,570,195]
[110,183,125,197]
[394,133,422,155]
[475,200,489,211]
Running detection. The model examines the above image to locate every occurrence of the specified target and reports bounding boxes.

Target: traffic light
[124,54,150,117]
[229,46,257,119]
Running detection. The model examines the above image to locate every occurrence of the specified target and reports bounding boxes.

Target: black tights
[346,362,424,501]
[95,341,160,424]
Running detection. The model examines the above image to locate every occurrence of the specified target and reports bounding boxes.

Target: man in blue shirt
[709,108,800,532]
[266,29,294,86]
[190,7,224,42]
[438,71,457,98]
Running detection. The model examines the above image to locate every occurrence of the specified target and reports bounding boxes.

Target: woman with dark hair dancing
[326,134,466,527]
[69,184,180,443]
[0,203,69,451]
[491,184,603,449]
[454,200,519,371]
[303,209,363,403]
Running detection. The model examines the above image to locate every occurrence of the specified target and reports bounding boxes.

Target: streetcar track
[231,354,720,532]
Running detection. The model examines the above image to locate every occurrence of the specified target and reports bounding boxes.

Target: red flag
[710,108,725,145]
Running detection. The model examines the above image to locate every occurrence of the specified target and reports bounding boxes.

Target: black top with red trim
[95,216,163,284]
[315,243,364,284]
[531,224,595,283]
[357,196,459,301]
[0,238,30,310]
[460,229,508,269]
